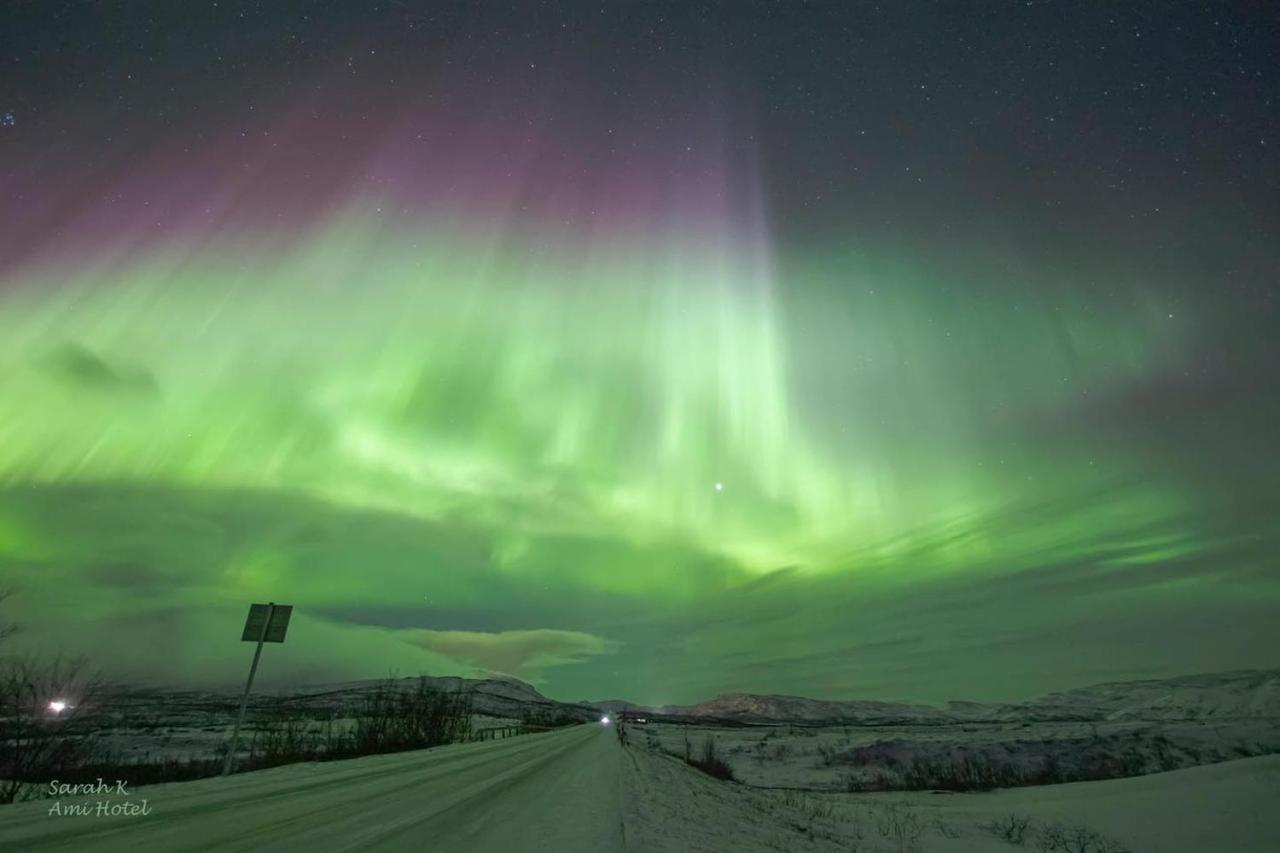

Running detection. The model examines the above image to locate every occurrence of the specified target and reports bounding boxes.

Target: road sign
[240,603,292,643]
[224,601,292,775]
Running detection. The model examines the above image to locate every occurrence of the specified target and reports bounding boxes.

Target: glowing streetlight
[601,715,611,725]
[48,699,68,714]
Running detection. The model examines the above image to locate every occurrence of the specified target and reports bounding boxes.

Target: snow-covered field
[65,668,1280,778]
[5,670,1277,850]
[870,753,1280,853]
[633,717,1280,791]
[625,745,1280,852]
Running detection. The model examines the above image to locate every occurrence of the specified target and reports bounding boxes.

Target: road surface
[0,724,625,852]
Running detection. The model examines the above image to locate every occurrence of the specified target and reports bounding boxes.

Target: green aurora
[2,205,1275,704]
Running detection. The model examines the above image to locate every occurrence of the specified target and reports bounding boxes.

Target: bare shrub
[345,678,471,756]
[779,790,833,820]
[833,727,1230,793]
[0,654,104,803]
[520,708,581,729]
[685,735,735,781]
[0,590,14,646]
[875,801,924,853]
[250,709,329,768]
[844,767,897,792]
[805,797,834,820]
[986,813,1032,845]
[64,751,225,787]
[1034,822,1132,853]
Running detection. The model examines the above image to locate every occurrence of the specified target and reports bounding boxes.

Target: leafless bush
[345,678,472,756]
[875,802,924,853]
[250,710,330,767]
[0,591,15,647]
[677,735,736,781]
[66,751,225,787]
[843,767,896,792]
[834,729,1226,792]
[0,654,105,803]
[778,789,834,820]
[1034,822,1131,853]
[520,708,581,729]
[902,752,1027,790]
[986,812,1032,845]
[689,736,735,781]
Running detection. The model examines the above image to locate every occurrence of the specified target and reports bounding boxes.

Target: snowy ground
[623,743,1280,853]
[2,724,1277,852]
[634,719,1280,791]
[862,753,1280,853]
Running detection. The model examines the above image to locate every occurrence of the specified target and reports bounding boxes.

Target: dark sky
[6,3,1276,237]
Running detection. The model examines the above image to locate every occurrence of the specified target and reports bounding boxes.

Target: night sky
[1,2,1276,705]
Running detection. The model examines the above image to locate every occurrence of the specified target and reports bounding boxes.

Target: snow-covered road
[0,724,624,852]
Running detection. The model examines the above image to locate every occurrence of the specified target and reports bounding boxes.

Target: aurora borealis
[1,3,1276,705]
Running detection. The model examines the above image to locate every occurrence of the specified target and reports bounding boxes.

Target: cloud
[36,342,157,395]
[407,628,618,682]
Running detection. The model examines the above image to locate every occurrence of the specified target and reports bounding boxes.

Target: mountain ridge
[588,668,1280,724]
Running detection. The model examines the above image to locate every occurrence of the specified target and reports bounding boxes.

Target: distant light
[713,482,723,492]
[48,700,68,714]
[601,715,610,725]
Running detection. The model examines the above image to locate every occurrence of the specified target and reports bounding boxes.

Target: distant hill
[1019,668,1280,722]
[300,675,602,722]
[587,669,1280,725]
[589,699,651,716]
[660,693,949,725]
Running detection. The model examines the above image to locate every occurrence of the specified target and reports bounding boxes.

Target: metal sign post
[222,602,292,776]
